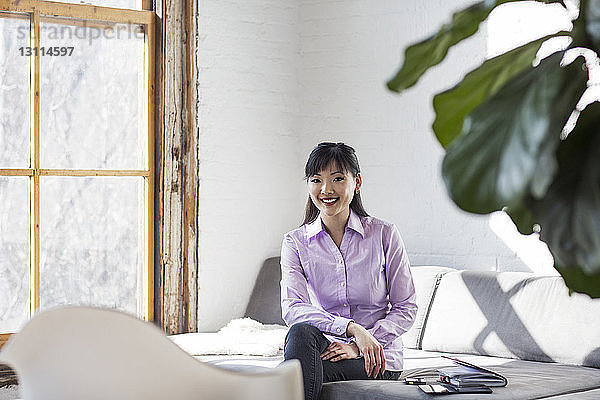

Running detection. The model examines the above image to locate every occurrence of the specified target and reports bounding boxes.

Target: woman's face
[308,163,362,220]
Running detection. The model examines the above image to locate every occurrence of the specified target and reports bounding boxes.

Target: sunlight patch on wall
[486,1,574,59]
[489,211,556,275]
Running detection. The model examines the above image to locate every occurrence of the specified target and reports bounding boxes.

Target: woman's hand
[346,322,386,378]
[320,342,360,362]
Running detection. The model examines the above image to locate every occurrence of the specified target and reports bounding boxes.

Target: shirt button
[339,259,343,264]
[336,328,341,333]
[341,282,345,287]
[344,303,348,307]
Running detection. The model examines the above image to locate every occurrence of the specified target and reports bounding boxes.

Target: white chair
[0,307,302,400]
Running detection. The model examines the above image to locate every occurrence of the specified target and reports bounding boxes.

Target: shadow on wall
[488,211,555,275]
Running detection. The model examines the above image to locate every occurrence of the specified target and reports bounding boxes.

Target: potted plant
[388,0,600,297]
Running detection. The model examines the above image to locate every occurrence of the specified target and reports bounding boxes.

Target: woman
[280,142,417,400]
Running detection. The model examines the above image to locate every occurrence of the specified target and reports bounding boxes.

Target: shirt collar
[347,209,365,238]
[305,217,325,241]
[305,209,365,241]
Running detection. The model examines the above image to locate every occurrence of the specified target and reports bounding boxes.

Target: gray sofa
[230,258,600,399]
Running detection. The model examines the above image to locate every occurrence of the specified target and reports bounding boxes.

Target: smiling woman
[280,142,418,400]
[302,142,367,229]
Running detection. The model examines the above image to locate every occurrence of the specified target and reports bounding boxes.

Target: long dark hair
[302,142,369,225]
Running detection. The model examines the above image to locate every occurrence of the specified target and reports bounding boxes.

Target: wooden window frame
[153,0,199,335]
[0,0,158,343]
[0,0,199,343]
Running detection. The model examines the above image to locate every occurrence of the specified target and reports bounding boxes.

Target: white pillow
[169,317,288,357]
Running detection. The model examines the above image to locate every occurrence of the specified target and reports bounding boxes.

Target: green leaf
[504,202,537,236]
[555,267,600,298]
[432,33,569,148]
[506,57,591,235]
[441,52,587,215]
[534,102,600,280]
[387,1,496,93]
[387,0,567,93]
[504,103,600,297]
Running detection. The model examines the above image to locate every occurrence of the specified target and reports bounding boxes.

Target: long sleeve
[280,234,353,337]
[367,224,417,347]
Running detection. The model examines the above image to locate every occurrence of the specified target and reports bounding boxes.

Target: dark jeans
[283,323,401,400]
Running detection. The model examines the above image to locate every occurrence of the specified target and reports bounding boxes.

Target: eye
[310,178,321,183]
[333,176,345,182]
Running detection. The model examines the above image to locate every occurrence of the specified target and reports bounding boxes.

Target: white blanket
[0,386,19,400]
[169,318,288,357]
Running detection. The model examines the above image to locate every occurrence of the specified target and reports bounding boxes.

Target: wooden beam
[153,0,165,331]
[30,11,41,315]
[154,0,198,335]
[146,16,156,323]
[0,10,28,20]
[182,0,199,335]
[38,169,150,177]
[0,0,153,25]
[0,169,34,176]
[0,169,150,177]
[0,334,10,349]
[39,14,128,30]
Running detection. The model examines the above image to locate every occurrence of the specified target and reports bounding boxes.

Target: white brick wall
[197,0,556,331]
[197,0,303,331]
[297,0,555,275]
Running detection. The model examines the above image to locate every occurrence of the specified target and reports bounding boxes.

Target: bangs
[302,141,369,224]
[304,144,357,179]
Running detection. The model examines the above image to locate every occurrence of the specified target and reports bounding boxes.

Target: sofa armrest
[403,266,455,349]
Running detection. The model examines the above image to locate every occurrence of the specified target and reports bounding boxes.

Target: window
[0,0,155,342]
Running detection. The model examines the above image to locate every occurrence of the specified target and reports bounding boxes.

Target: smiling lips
[321,197,339,206]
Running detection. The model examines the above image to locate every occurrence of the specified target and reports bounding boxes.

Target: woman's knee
[285,322,321,345]
[288,322,320,336]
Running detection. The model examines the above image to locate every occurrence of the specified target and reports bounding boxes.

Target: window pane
[42,0,142,11]
[40,19,147,170]
[40,177,145,316]
[0,15,30,168]
[0,177,30,333]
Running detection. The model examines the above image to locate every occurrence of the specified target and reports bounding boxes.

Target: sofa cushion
[541,388,600,399]
[421,271,600,367]
[402,266,454,349]
[197,349,600,400]
[245,257,285,325]
[321,349,600,400]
